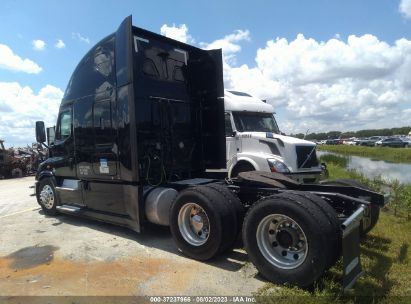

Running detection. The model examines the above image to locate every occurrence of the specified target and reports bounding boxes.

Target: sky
[1,0,411,147]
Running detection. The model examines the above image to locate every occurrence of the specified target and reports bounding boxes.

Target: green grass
[254,164,411,303]
[318,153,349,168]
[320,154,411,219]
[317,145,411,164]
[324,163,384,192]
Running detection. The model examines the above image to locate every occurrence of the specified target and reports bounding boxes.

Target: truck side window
[225,113,234,137]
[55,110,72,140]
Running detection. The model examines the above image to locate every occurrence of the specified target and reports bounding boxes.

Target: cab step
[55,179,83,205]
[56,204,84,213]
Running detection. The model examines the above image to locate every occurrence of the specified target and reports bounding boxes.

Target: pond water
[317,150,411,184]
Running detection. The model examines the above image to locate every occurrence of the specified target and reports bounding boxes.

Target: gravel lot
[0,177,265,296]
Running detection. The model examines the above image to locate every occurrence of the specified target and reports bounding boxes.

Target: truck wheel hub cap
[178,203,210,246]
[191,215,204,231]
[256,214,308,269]
[40,185,54,209]
[277,229,294,248]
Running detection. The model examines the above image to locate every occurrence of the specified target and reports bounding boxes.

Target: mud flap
[341,205,365,291]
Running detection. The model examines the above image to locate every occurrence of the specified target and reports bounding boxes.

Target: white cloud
[0,44,42,74]
[220,33,411,134]
[160,24,194,44]
[200,30,250,65]
[400,0,411,19]
[0,82,63,147]
[201,30,250,53]
[55,39,66,49]
[72,32,90,44]
[32,39,46,51]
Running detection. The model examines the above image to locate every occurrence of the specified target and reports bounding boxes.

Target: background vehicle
[325,139,340,145]
[375,137,408,147]
[0,139,31,178]
[402,137,411,147]
[342,138,358,145]
[34,16,384,290]
[358,136,382,146]
[223,90,322,183]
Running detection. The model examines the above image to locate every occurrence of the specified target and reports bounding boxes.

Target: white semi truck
[224,90,323,183]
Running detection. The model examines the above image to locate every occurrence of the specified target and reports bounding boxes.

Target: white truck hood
[237,132,319,172]
[242,132,315,146]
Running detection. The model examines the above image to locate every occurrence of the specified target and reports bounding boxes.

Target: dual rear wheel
[169,185,340,287]
[242,192,340,287]
[169,184,243,261]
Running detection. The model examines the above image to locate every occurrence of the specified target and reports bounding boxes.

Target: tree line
[291,126,411,140]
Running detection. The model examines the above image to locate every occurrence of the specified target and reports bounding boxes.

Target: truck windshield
[232,112,280,133]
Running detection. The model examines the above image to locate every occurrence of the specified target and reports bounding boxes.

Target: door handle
[68,157,74,169]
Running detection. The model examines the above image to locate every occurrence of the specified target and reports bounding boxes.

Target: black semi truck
[35,16,384,290]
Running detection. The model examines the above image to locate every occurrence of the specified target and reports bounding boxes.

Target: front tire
[37,178,58,215]
[243,193,333,287]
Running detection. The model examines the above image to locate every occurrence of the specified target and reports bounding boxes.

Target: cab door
[91,99,117,177]
[52,106,76,178]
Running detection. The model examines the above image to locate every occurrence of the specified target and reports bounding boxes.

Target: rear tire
[203,183,245,248]
[321,178,380,235]
[243,193,332,287]
[169,186,237,261]
[277,191,341,267]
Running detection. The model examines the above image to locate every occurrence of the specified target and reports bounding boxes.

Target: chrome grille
[296,146,319,168]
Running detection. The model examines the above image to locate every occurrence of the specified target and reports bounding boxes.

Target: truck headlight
[267,159,290,173]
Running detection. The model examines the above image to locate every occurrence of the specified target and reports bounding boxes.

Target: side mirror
[232,130,237,137]
[280,131,286,136]
[35,121,46,143]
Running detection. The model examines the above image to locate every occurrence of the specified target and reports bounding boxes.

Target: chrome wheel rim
[256,214,308,269]
[39,185,55,209]
[178,203,210,246]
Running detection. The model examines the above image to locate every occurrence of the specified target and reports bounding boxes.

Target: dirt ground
[0,177,265,297]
